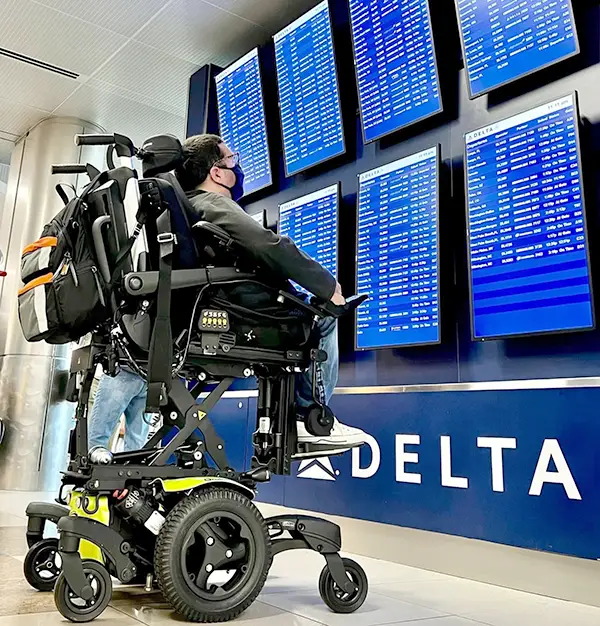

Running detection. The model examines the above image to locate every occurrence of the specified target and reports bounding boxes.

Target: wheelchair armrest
[317,294,369,318]
[193,221,232,245]
[123,267,256,296]
[277,292,369,319]
[277,290,326,318]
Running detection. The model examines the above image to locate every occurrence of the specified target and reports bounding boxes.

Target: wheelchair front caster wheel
[24,538,61,592]
[54,561,112,623]
[318,558,368,614]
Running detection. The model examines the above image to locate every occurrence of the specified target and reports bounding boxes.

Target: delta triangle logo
[297,456,337,481]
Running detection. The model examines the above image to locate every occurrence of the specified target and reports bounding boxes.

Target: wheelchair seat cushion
[201,283,312,350]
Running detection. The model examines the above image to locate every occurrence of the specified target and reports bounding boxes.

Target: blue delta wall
[190,1,600,560]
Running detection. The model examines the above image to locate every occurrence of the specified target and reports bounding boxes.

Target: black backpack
[18,180,110,344]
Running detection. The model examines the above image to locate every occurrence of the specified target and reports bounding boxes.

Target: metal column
[0,117,104,491]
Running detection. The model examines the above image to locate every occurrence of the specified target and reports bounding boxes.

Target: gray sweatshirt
[186,190,336,302]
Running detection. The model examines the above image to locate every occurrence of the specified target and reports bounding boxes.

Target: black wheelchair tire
[155,487,272,622]
[318,557,368,614]
[24,538,61,592]
[54,560,112,623]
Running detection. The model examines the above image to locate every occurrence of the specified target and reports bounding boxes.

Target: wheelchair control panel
[200,309,230,331]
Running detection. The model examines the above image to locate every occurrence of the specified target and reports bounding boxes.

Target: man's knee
[317,317,337,339]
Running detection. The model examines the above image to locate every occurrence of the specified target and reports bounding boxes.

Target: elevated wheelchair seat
[113,172,317,370]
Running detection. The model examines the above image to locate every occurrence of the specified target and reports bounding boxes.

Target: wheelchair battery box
[70,345,100,373]
[199,309,230,332]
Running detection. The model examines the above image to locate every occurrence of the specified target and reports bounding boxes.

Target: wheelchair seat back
[85,167,137,279]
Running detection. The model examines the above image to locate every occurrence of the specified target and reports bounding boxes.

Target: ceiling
[0,0,318,165]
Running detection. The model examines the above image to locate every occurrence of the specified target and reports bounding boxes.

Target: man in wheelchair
[174,133,368,452]
[20,132,370,623]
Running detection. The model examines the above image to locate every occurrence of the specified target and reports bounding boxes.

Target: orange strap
[18,273,53,296]
[22,237,57,256]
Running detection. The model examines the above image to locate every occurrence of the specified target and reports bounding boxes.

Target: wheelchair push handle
[51,164,88,175]
[75,133,116,146]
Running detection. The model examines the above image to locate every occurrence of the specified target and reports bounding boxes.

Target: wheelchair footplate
[293,440,364,460]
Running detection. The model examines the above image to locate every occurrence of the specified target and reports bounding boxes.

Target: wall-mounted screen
[349,0,442,143]
[465,93,594,341]
[356,147,440,350]
[215,48,272,197]
[250,210,266,228]
[279,183,339,295]
[273,1,345,177]
[455,0,579,98]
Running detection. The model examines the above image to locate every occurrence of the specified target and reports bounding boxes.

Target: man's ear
[208,165,219,183]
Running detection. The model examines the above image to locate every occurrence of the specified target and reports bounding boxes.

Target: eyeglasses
[213,152,241,168]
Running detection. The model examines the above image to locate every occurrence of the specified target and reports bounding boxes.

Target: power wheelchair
[23,133,369,622]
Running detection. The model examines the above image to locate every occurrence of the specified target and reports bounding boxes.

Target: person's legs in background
[123,377,150,451]
[296,317,367,447]
[88,369,148,452]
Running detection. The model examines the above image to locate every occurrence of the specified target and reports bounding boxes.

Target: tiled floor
[1,490,599,625]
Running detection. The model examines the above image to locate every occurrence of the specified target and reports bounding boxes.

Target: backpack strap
[55,184,73,207]
[145,210,175,413]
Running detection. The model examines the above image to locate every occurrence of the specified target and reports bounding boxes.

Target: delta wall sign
[274,388,600,560]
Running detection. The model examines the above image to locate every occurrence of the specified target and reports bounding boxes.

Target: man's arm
[189,193,337,301]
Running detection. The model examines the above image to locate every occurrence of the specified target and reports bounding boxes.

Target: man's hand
[330,282,346,306]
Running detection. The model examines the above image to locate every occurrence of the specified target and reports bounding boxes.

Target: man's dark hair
[176,134,223,191]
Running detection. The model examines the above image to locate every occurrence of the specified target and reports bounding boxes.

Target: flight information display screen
[250,210,266,227]
[279,184,338,294]
[456,0,579,98]
[349,0,442,142]
[465,93,594,340]
[274,1,345,176]
[356,147,440,350]
[215,48,272,196]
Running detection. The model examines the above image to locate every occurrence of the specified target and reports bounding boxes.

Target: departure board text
[274,1,345,176]
[357,147,440,349]
[456,0,579,97]
[215,48,272,196]
[465,94,594,339]
[349,0,441,142]
[279,184,338,295]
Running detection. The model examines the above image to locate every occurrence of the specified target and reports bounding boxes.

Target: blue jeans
[88,369,150,452]
[296,317,338,409]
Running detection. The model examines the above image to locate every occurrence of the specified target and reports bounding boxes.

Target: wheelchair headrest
[140,135,184,177]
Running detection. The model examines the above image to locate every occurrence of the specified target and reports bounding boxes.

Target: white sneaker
[296,418,368,447]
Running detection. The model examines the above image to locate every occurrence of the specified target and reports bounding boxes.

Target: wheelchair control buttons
[199,309,230,331]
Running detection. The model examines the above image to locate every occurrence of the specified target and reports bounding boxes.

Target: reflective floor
[1,491,600,625]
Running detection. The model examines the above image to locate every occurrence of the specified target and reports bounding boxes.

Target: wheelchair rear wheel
[155,487,272,622]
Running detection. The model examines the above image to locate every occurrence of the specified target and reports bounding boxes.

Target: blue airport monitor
[465,93,594,340]
[250,210,267,228]
[279,184,339,295]
[215,48,272,197]
[274,1,345,177]
[356,147,440,350]
[456,0,579,98]
[349,0,442,142]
